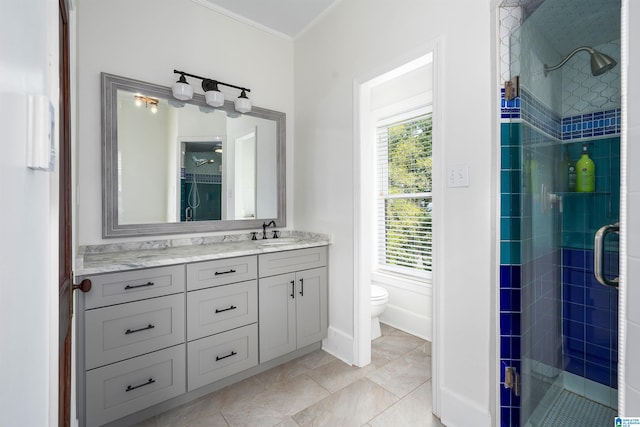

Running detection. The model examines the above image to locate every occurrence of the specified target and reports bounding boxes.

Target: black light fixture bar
[173,69,250,93]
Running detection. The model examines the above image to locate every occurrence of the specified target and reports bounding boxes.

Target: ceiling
[196,0,341,38]
[503,0,620,55]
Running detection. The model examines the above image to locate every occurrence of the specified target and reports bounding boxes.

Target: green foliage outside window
[381,115,433,273]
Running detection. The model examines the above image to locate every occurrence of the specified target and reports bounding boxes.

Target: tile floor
[134,324,444,427]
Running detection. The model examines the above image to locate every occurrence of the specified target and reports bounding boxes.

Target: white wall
[294,0,496,425]
[118,93,171,224]
[623,0,640,414]
[0,0,59,425]
[76,0,294,245]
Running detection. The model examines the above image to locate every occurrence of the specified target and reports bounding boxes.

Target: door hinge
[504,76,520,101]
[504,366,520,396]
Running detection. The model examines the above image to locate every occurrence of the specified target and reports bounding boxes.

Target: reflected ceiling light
[172,69,252,113]
[134,95,159,114]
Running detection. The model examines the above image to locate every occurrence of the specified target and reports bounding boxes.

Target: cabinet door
[295,267,328,348]
[258,273,296,363]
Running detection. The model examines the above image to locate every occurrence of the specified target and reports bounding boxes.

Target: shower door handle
[594,222,619,288]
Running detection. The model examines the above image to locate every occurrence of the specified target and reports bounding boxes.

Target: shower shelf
[554,191,610,196]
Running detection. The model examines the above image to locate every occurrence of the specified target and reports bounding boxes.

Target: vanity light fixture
[133,95,159,114]
[172,73,193,101]
[171,69,252,113]
[234,90,251,113]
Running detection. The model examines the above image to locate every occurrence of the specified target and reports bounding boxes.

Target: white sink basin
[258,238,299,246]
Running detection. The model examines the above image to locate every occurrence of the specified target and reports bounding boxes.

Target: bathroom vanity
[75,234,329,427]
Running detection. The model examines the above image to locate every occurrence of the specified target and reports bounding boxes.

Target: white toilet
[370,284,389,340]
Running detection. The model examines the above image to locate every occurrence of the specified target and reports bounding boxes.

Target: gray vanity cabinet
[186,258,259,392]
[78,245,328,426]
[258,247,328,363]
[78,265,186,427]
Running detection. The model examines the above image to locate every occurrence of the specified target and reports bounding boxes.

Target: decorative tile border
[500,89,620,141]
[500,88,521,120]
[520,90,561,140]
[561,109,621,141]
[184,172,222,184]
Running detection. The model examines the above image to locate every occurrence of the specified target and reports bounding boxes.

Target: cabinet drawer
[85,345,185,427]
[187,280,257,341]
[82,265,185,309]
[258,247,327,278]
[187,324,258,392]
[85,294,185,370]
[187,256,257,291]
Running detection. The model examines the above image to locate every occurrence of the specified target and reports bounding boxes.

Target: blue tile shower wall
[500,122,522,426]
[562,248,618,388]
[499,89,620,426]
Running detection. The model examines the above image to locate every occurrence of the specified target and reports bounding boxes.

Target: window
[375,111,432,279]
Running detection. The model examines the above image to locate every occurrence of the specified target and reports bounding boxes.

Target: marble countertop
[76,231,331,276]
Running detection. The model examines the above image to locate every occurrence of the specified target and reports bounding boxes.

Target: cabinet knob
[72,278,92,293]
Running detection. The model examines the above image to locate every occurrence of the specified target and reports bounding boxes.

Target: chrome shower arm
[544,46,593,76]
[544,45,616,77]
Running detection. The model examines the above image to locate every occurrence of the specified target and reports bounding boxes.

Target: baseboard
[322,326,354,365]
[380,304,432,341]
[440,386,492,427]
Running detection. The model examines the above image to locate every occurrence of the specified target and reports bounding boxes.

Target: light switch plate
[447,164,469,187]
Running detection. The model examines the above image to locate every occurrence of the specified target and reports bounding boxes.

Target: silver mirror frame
[101,72,286,237]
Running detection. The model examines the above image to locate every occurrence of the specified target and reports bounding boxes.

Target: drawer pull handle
[216,351,237,361]
[124,281,154,290]
[299,278,304,296]
[290,280,295,299]
[214,269,237,276]
[125,324,155,335]
[126,378,155,392]
[215,305,237,314]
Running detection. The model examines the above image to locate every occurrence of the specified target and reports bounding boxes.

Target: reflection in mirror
[102,73,285,237]
[182,139,223,222]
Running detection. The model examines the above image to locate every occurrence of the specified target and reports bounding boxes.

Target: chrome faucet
[262,220,277,239]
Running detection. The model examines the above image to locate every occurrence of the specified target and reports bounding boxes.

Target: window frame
[374,106,433,282]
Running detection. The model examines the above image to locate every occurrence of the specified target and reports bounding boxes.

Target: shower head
[192,155,214,167]
[543,46,617,77]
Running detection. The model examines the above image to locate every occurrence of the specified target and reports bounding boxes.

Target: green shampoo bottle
[575,144,595,192]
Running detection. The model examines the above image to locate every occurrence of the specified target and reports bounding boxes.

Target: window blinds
[376,114,433,276]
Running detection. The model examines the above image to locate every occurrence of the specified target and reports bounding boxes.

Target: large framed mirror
[101,73,286,237]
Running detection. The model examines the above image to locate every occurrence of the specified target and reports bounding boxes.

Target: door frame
[352,41,443,414]
[58,0,72,424]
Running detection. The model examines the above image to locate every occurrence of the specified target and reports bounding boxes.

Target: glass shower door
[507,0,621,425]
[519,130,565,425]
